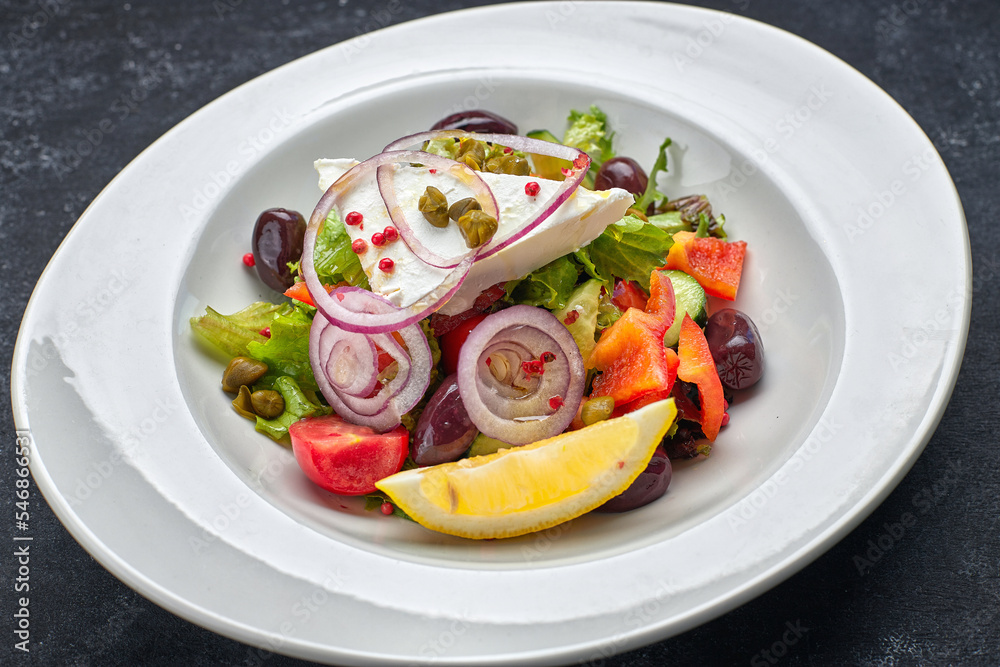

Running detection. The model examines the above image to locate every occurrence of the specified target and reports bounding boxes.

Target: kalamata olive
[704,308,765,390]
[411,374,479,466]
[251,208,306,292]
[430,109,518,135]
[596,446,672,512]
[593,157,649,198]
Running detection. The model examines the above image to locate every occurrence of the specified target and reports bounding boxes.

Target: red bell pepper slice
[664,231,747,300]
[284,281,347,307]
[588,272,678,405]
[676,314,725,441]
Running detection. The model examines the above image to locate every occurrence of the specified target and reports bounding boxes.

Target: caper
[231,385,256,420]
[455,137,486,164]
[484,156,505,174]
[448,197,481,221]
[580,396,615,426]
[457,209,499,249]
[499,154,531,176]
[419,185,450,228]
[222,357,268,393]
[461,153,483,171]
[251,389,285,419]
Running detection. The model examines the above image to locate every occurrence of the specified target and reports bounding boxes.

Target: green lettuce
[190,301,292,359]
[563,105,615,171]
[634,136,672,213]
[506,256,580,310]
[246,307,317,392]
[575,215,674,291]
[254,376,329,442]
[308,210,370,289]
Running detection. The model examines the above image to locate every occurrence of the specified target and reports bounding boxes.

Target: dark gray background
[2,0,998,665]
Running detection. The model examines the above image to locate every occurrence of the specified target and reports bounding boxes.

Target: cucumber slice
[525,129,571,180]
[661,270,708,347]
[551,279,602,361]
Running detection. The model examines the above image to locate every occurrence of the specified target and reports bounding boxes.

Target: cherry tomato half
[290,415,408,495]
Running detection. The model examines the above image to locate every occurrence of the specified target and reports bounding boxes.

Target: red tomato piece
[439,313,487,376]
[611,279,648,312]
[290,415,408,495]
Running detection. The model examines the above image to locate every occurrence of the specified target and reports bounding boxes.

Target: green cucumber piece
[662,270,707,347]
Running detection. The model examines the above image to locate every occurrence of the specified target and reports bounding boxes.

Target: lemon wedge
[375,398,676,539]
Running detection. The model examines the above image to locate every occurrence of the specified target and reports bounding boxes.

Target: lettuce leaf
[246,307,317,392]
[254,376,329,442]
[506,256,580,310]
[563,105,615,170]
[309,210,370,289]
[576,215,674,291]
[634,136,672,213]
[190,301,292,358]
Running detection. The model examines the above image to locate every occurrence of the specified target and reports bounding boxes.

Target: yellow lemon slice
[376,398,676,539]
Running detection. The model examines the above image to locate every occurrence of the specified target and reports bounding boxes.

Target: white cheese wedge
[314,158,633,315]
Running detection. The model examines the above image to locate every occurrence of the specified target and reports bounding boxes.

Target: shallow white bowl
[12,3,969,665]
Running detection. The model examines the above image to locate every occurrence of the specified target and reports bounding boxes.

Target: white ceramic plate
[12,3,970,665]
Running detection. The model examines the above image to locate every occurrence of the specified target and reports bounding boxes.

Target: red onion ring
[301,150,479,335]
[376,158,497,269]
[309,287,432,432]
[456,305,585,445]
[384,130,591,261]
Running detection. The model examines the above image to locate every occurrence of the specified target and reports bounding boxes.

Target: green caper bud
[580,396,615,426]
[222,357,268,393]
[457,209,499,249]
[455,137,486,163]
[461,153,483,171]
[448,197,481,221]
[499,154,531,176]
[251,389,285,419]
[231,385,256,420]
[419,185,450,228]
[484,156,505,174]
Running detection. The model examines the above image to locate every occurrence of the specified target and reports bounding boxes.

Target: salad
[191,106,765,539]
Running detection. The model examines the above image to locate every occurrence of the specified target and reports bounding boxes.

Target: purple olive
[596,446,672,513]
[704,309,765,390]
[593,157,649,198]
[411,374,478,466]
[251,208,305,292]
[431,110,518,135]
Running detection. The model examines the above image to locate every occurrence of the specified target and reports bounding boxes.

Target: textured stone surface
[2,0,998,665]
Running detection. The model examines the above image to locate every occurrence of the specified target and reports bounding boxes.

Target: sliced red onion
[317,329,378,397]
[302,151,480,335]
[456,305,585,445]
[309,287,432,432]
[376,158,497,269]
[384,131,591,261]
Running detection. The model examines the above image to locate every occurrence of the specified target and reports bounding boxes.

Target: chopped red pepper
[588,271,678,405]
[663,231,747,300]
[283,281,345,307]
[676,314,725,441]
